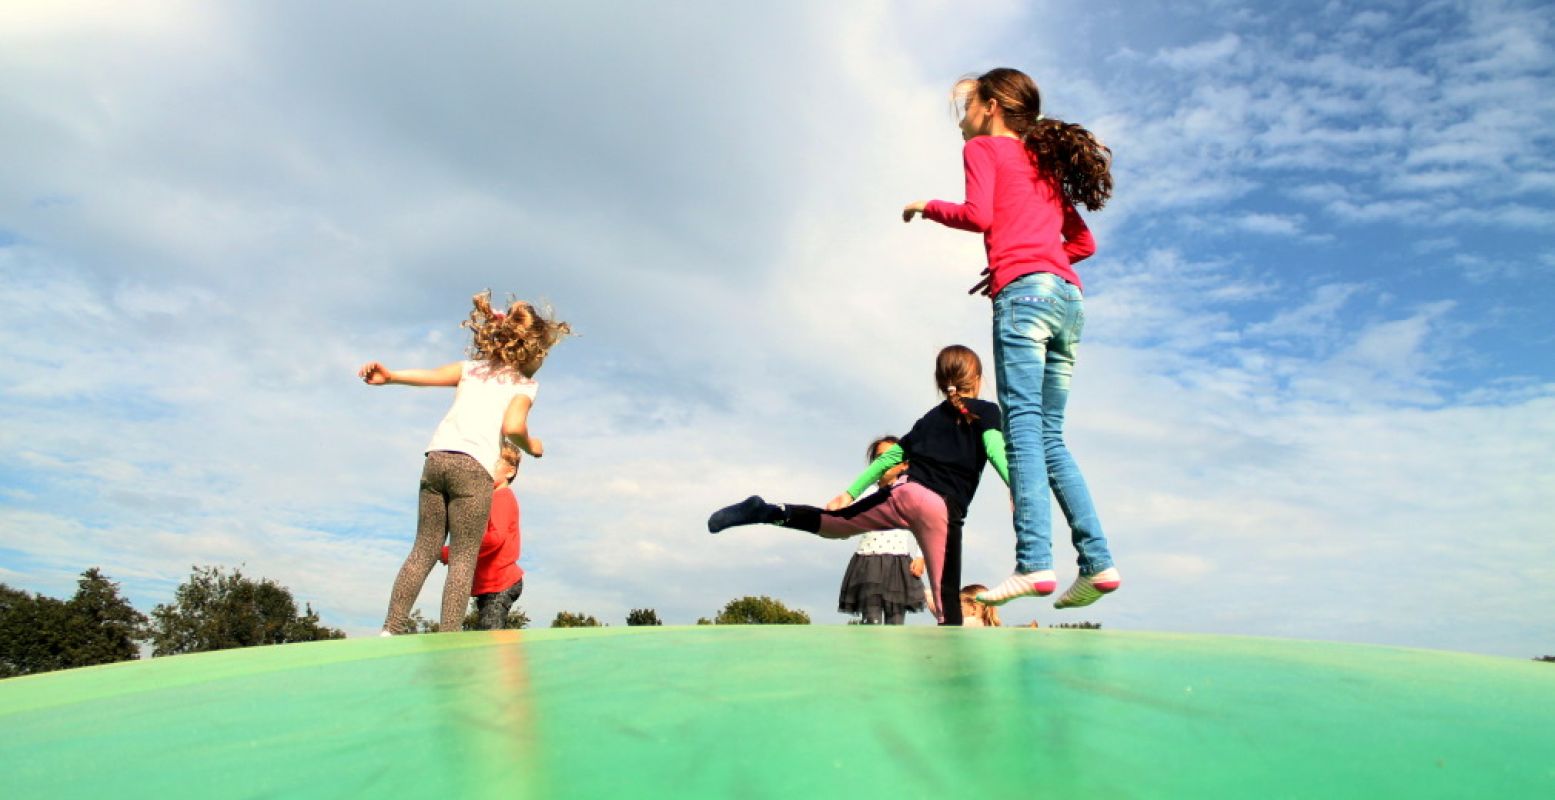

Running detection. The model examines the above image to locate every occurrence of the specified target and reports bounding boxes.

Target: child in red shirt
[441,444,525,629]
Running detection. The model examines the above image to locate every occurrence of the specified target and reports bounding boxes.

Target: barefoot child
[709,346,1009,625]
[439,444,526,630]
[360,291,570,633]
[903,67,1121,610]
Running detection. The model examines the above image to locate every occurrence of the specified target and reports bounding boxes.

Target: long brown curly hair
[962,67,1113,211]
[936,345,982,425]
[463,290,572,376]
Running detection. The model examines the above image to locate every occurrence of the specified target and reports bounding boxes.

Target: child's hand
[357,361,392,384]
[910,558,926,578]
[901,201,927,222]
[824,492,853,511]
[527,436,544,458]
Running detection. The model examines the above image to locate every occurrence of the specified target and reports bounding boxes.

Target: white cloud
[1155,33,1242,69]
[1232,212,1306,236]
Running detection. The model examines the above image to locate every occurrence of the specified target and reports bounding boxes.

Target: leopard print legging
[383,451,493,633]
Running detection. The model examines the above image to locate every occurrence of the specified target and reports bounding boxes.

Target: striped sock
[1054,567,1121,609]
[975,570,1058,606]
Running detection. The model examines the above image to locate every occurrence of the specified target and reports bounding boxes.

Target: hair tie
[490,312,505,322]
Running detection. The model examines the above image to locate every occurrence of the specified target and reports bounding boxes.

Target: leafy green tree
[626,608,662,626]
[1,569,148,678]
[1,585,73,677]
[148,566,344,656]
[711,595,810,625]
[550,611,602,628]
[695,617,712,626]
[62,568,147,666]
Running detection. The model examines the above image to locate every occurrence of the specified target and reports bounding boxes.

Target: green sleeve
[983,429,1010,486]
[845,445,905,499]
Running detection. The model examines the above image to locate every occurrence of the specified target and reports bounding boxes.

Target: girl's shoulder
[969,397,1001,415]
[467,360,538,387]
[966,135,1023,153]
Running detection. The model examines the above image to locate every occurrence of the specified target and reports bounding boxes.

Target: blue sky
[1,1,1551,657]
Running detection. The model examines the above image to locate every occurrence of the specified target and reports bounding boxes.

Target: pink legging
[800,482,955,624]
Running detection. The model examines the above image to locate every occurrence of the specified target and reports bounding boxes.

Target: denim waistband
[996,271,1081,304]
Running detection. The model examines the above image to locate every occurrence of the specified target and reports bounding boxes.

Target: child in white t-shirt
[359,291,570,634]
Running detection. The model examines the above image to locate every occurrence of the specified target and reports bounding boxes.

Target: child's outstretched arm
[983,429,1011,486]
[357,361,462,387]
[903,140,997,231]
[502,394,543,458]
[825,444,906,510]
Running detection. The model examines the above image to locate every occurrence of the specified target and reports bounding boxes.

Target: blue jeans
[992,272,1113,576]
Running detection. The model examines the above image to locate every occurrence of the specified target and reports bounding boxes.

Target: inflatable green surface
[2,627,1551,798]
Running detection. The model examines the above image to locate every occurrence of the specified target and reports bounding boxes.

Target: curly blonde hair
[463,290,573,376]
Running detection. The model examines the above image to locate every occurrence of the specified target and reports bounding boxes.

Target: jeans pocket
[1003,293,1063,344]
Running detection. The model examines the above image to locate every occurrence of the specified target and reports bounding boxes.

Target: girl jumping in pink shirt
[359,291,570,633]
[903,67,1120,610]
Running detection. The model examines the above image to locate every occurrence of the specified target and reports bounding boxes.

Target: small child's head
[463,290,573,377]
[495,443,521,486]
[960,585,1001,628]
[935,345,983,424]
[867,435,907,489]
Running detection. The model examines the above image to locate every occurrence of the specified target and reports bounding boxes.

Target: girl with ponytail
[707,346,1009,626]
[903,67,1121,610]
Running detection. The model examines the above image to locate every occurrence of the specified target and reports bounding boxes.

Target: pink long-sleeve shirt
[924,135,1095,297]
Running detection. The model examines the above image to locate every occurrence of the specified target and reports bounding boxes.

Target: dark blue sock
[707,496,783,533]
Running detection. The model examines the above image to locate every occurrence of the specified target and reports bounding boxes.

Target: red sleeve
[1061,203,1095,263]
[924,139,997,232]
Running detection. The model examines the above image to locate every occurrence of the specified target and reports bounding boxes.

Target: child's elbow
[503,420,529,437]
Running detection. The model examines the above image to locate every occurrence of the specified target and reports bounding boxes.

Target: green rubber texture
[2,628,1552,798]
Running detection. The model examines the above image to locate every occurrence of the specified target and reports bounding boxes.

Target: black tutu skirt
[838,553,927,619]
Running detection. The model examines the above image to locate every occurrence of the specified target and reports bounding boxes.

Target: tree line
[1,566,343,679]
[2,569,815,678]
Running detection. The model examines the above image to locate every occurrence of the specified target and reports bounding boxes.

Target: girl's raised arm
[502,394,543,458]
[357,361,463,387]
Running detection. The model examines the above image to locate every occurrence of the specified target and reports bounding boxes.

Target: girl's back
[900,397,1002,519]
[426,361,537,478]
[930,135,1090,295]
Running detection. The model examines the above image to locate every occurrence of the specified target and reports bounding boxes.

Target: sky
[1,0,1551,658]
